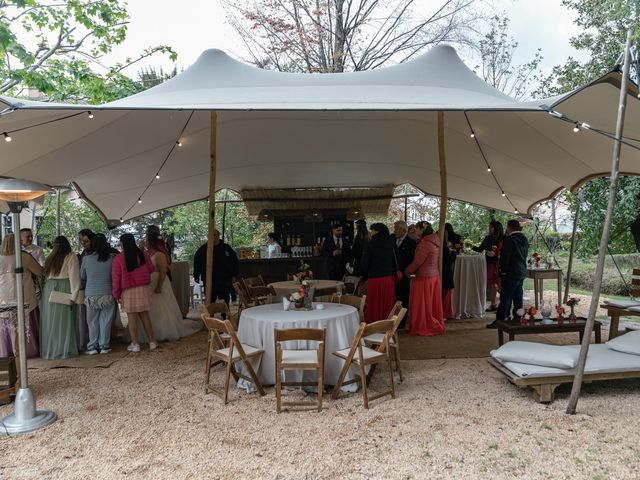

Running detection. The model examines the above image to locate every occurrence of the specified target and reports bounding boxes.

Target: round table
[237,302,359,387]
[268,280,344,301]
[452,254,486,319]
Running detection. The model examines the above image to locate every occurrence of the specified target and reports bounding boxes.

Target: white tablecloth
[268,280,344,301]
[452,255,486,319]
[237,302,359,387]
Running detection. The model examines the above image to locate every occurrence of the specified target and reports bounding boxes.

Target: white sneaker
[100,349,112,355]
[127,343,141,353]
[149,342,158,351]
[85,349,98,356]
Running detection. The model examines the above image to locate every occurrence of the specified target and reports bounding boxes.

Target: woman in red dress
[361,223,397,324]
[405,222,445,336]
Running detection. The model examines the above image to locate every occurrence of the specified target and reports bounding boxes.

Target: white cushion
[606,330,640,356]
[604,299,640,309]
[363,333,396,345]
[281,349,318,364]
[217,344,261,360]
[490,341,580,369]
[334,346,384,362]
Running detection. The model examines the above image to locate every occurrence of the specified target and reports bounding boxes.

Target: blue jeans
[85,295,116,351]
[496,277,524,321]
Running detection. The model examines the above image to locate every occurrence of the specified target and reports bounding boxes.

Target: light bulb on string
[155,173,160,180]
[176,140,182,147]
[572,124,580,133]
[87,111,94,119]
[514,209,519,214]
[470,132,475,138]
[486,167,491,172]
[501,192,506,197]
[3,132,11,142]
[137,198,142,204]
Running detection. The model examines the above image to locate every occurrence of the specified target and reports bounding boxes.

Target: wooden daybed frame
[488,357,640,403]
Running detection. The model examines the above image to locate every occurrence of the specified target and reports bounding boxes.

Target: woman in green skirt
[40,236,82,359]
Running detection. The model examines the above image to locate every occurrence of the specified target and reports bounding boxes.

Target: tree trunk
[437,112,447,274]
[205,111,218,305]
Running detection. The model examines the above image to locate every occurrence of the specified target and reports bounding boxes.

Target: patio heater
[0,178,56,435]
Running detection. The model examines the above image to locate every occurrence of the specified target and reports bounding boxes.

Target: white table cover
[237,302,359,387]
[268,280,344,302]
[452,255,486,319]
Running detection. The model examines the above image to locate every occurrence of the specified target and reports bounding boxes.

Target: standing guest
[112,233,156,353]
[361,223,397,324]
[267,233,281,258]
[40,236,82,359]
[488,219,529,329]
[414,221,430,239]
[393,221,416,321]
[193,229,239,305]
[405,222,445,336]
[0,234,44,357]
[80,235,115,355]
[77,228,96,350]
[350,219,370,277]
[407,224,420,242]
[467,221,504,312]
[20,228,45,266]
[78,229,96,258]
[322,224,350,281]
[441,230,456,320]
[445,223,463,251]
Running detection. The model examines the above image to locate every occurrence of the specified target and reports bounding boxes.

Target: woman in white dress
[135,231,201,342]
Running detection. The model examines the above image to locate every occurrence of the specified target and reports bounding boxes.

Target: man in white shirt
[20,228,45,266]
[267,232,281,258]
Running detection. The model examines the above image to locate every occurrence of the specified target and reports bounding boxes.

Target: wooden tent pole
[437,111,447,274]
[563,189,582,304]
[566,29,633,415]
[205,111,218,305]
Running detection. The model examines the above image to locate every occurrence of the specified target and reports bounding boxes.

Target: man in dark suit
[488,219,529,328]
[193,229,239,305]
[393,220,416,326]
[322,224,351,281]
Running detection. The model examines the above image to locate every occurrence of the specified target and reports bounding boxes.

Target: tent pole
[205,111,218,305]
[563,189,582,304]
[566,29,633,415]
[437,111,447,274]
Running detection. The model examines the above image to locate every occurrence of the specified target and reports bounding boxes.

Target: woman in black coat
[361,223,398,324]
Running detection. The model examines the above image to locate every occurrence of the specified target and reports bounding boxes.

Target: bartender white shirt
[267,242,281,258]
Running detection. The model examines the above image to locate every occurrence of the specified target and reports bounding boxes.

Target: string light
[514,209,519,214]
[3,132,11,142]
[155,173,160,179]
[470,132,475,138]
[573,123,580,133]
[176,140,182,147]
[501,192,506,197]
[486,167,492,172]
[87,111,94,119]
[137,198,142,204]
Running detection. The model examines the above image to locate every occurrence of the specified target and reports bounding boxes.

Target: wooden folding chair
[331,319,395,409]
[248,285,277,305]
[364,308,407,382]
[242,275,265,289]
[200,315,266,404]
[330,293,366,322]
[203,299,238,331]
[274,328,326,413]
[233,281,255,314]
[342,275,361,295]
[313,285,341,300]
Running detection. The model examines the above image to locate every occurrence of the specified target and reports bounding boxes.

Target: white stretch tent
[0,44,638,222]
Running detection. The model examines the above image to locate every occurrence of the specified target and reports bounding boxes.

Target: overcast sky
[108,0,588,77]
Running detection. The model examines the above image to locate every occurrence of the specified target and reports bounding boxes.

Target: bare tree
[223,0,481,72]
[474,15,543,100]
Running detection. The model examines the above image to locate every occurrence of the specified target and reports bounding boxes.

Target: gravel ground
[2,330,640,480]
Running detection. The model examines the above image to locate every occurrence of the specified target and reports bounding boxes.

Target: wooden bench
[0,357,17,405]
[600,268,640,341]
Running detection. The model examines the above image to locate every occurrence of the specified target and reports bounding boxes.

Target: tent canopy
[0,44,638,222]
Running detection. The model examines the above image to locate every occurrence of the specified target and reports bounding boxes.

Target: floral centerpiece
[289,279,313,310]
[556,305,566,324]
[566,297,580,322]
[531,252,541,269]
[293,260,313,284]
[526,306,537,326]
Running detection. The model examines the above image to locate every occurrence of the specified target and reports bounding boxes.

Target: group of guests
[0,225,200,360]
[323,217,528,336]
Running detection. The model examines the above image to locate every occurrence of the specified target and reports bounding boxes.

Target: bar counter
[238,256,328,284]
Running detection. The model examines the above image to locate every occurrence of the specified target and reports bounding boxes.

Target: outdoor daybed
[488,332,640,403]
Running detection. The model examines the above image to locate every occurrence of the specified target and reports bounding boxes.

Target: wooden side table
[496,320,601,346]
[526,268,562,309]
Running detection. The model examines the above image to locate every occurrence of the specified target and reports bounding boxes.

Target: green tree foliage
[0,0,176,103]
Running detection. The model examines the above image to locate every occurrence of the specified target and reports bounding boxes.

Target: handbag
[392,248,403,285]
[48,289,84,306]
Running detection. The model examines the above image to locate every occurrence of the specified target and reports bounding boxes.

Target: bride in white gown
[134,238,201,343]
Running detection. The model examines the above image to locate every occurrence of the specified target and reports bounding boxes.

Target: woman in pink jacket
[112,233,157,353]
[405,221,445,336]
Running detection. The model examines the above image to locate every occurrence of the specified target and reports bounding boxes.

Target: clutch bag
[49,291,73,305]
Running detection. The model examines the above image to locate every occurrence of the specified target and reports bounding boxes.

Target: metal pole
[1,204,56,435]
[563,190,582,304]
[567,29,633,415]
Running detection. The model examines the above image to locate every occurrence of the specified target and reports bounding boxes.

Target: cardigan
[111,251,154,300]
